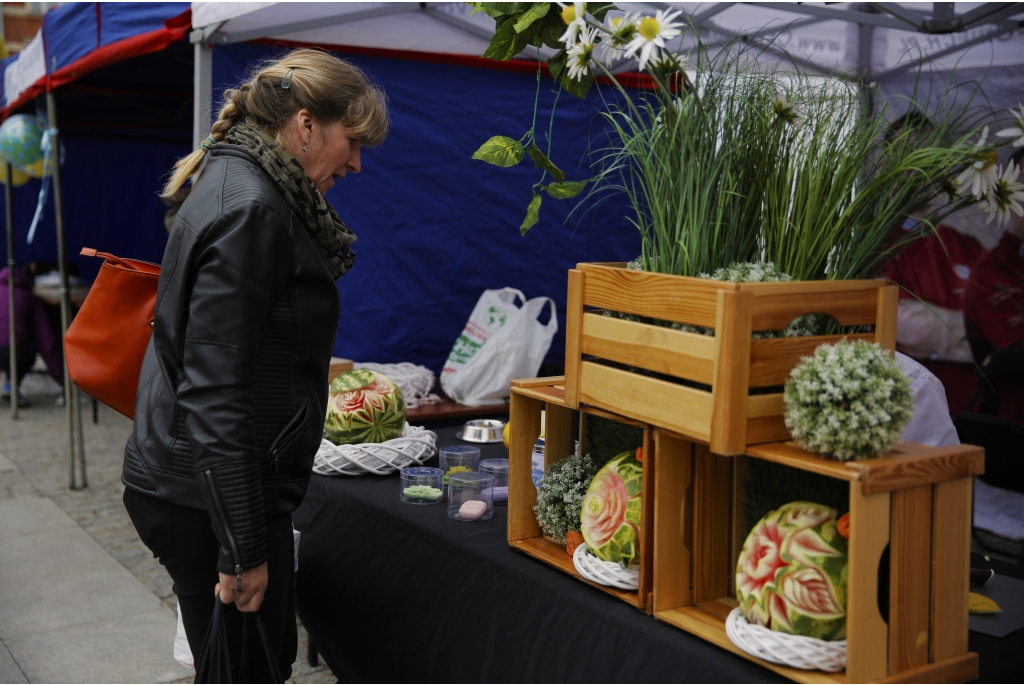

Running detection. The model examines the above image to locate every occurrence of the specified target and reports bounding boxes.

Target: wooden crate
[508,377,656,612]
[562,263,899,455]
[651,430,984,683]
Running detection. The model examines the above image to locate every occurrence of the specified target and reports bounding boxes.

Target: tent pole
[193,42,213,148]
[5,162,17,420]
[46,90,87,489]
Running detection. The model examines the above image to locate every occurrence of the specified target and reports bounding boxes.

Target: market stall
[279,4,1024,683]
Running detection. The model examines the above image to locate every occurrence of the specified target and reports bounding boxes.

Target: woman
[122,49,388,680]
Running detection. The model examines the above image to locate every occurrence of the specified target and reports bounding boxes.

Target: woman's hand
[215,562,268,612]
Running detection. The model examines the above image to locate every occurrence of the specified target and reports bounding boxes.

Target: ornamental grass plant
[471,3,1011,282]
[593,45,988,281]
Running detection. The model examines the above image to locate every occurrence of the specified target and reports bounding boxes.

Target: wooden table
[32,284,90,307]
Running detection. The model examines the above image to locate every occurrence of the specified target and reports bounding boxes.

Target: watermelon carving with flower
[580,450,643,565]
[736,501,848,641]
[324,369,406,445]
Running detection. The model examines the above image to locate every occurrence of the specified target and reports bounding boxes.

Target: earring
[303,140,309,152]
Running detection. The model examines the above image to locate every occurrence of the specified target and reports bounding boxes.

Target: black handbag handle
[243,608,283,684]
[196,595,282,684]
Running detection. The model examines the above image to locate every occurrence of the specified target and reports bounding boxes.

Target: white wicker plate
[313,424,437,476]
[572,543,640,590]
[725,608,847,672]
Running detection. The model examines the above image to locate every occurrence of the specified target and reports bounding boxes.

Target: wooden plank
[749,287,881,330]
[581,312,716,384]
[748,334,874,388]
[652,430,692,613]
[576,263,727,328]
[697,597,738,620]
[693,444,731,603]
[564,270,584,407]
[737,278,887,295]
[710,291,753,455]
[848,443,985,494]
[930,478,971,663]
[509,537,645,609]
[637,427,655,609]
[878,653,978,684]
[745,394,790,444]
[579,361,713,442]
[744,441,987,491]
[731,456,749,598]
[746,442,857,481]
[875,285,899,354]
[846,483,891,684]
[510,384,566,404]
[745,414,791,445]
[889,485,933,675]
[544,402,577,470]
[654,607,847,684]
[507,391,543,541]
[746,393,785,419]
[579,406,648,429]
[511,376,566,388]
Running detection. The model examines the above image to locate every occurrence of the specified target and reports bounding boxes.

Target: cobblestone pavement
[0,370,334,684]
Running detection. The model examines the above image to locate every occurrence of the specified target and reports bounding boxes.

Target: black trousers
[123,488,297,682]
[0,347,35,386]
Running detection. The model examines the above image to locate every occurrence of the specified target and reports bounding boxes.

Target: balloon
[0,163,30,187]
[20,156,52,179]
[0,114,44,169]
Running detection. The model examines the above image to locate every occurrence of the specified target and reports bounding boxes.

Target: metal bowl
[457,419,506,444]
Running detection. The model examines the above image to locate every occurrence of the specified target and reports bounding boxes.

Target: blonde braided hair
[162,48,388,198]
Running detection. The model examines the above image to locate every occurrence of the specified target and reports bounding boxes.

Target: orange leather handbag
[64,248,160,419]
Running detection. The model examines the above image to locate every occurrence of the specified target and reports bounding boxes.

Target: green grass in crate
[742,459,850,537]
[584,414,643,466]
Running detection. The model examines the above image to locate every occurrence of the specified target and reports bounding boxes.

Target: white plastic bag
[441,288,557,406]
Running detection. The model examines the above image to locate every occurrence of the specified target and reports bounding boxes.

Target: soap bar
[458,499,487,521]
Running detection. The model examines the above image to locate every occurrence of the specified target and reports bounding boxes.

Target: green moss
[583,414,643,465]
[742,459,849,536]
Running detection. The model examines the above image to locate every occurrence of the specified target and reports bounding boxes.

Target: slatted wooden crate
[562,263,899,455]
[507,377,655,612]
[651,430,984,683]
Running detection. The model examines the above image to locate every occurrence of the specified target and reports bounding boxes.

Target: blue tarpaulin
[215,43,641,372]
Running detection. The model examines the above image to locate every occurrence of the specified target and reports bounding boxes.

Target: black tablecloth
[293,425,1022,683]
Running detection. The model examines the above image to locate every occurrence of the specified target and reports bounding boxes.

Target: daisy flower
[623,9,683,72]
[956,126,999,199]
[773,92,802,127]
[646,51,687,75]
[558,2,587,49]
[979,161,1024,227]
[567,26,598,81]
[996,103,1024,148]
[600,12,639,61]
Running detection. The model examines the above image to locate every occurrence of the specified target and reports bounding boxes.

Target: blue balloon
[0,114,44,169]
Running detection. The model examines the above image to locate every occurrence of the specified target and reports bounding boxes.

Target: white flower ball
[784,340,914,461]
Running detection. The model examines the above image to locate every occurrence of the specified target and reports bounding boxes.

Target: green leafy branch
[469,2,610,234]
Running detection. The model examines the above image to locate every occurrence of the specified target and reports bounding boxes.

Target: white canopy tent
[189,2,1024,138]
[189,2,1024,246]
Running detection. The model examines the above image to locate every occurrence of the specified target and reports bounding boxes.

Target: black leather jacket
[123,145,340,574]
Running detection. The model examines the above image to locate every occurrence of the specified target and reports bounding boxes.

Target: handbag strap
[80,247,153,272]
[240,611,283,684]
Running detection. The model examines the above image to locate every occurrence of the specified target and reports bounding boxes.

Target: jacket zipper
[202,469,243,575]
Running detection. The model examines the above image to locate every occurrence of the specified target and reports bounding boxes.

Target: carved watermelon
[324,369,406,445]
[580,450,642,565]
[736,501,848,641]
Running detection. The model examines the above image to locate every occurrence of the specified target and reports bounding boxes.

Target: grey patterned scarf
[224,121,356,279]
